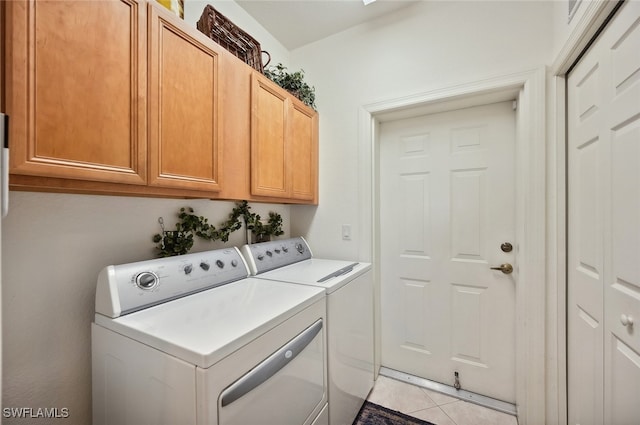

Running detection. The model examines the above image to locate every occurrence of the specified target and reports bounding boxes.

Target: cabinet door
[148,3,221,191]
[290,101,318,202]
[6,0,147,184]
[250,74,290,198]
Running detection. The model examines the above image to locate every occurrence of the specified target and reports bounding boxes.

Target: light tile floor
[366,375,518,425]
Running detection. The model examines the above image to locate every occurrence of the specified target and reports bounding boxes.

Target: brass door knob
[490,263,513,274]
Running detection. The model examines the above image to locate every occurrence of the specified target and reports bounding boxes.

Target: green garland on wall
[152,201,284,257]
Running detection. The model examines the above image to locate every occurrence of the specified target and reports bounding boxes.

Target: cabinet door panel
[290,102,318,202]
[251,75,289,198]
[7,0,146,184]
[148,4,221,191]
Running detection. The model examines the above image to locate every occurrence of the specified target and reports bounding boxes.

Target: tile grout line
[397,383,461,425]
[405,390,437,414]
[437,404,459,425]
[409,403,459,425]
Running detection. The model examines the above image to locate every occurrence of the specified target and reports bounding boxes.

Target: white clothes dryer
[241,238,374,425]
[92,247,328,425]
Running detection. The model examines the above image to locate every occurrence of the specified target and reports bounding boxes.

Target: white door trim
[357,67,546,425]
[551,0,620,76]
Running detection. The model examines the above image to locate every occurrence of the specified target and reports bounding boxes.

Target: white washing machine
[92,247,328,425]
[241,238,374,425]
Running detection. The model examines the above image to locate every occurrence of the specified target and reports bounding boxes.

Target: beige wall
[289,1,555,260]
[184,0,290,68]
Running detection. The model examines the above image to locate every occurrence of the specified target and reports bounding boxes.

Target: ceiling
[235,0,420,50]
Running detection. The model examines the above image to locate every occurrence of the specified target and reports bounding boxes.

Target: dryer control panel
[95,247,249,318]
[241,237,312,275]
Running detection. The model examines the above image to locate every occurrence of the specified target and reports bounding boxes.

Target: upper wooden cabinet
[4,0,317,203]
[250,73,318,203]
[148,4,221,192]
[5,0,147,184]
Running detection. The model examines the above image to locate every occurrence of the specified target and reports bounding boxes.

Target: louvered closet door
[567,2,640,424]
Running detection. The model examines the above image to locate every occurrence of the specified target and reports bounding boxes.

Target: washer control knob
[282,246,289,253]
[231,259,238,267]
[295,243,305,254]
[266,250,273,257]
[257,255,264,261]
[275,249,281,254]
[135,272,159,290]
[216,260,224,269]
[200,262,210,271]
[184,264,193,275]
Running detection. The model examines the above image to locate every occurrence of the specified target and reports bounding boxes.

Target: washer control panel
[241,237,312,275]
[95,247,249,318]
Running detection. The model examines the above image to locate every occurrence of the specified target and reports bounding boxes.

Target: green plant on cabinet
[264,63,317,110]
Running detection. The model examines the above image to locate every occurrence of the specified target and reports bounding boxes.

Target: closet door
[567,26,605,425]
[600,4,640,424]
[567,2,640,424]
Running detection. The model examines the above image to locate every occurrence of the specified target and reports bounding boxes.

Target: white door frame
[549,2,621,425]
[357,67,546,425]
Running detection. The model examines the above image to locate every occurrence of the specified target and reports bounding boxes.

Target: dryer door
[219,319,324,425]
[198,298,327,425]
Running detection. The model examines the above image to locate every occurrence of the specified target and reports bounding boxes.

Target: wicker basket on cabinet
[196,5,269,73]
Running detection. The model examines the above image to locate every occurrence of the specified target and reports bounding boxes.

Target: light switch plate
[342,224,352,241]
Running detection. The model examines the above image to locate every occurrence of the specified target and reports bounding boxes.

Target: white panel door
[567,2,640,424]
[379,101,516,403]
